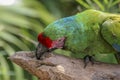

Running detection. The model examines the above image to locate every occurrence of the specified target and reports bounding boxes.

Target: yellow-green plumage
[43,9,120,63]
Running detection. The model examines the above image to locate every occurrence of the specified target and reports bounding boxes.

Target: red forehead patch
[38,33,53,48]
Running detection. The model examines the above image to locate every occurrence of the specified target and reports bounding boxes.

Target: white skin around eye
[50,37,65,49]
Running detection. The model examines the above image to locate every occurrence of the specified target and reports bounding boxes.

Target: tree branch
[9,51,120,80]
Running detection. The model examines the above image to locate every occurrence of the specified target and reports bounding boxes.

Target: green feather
[43,9,120,63]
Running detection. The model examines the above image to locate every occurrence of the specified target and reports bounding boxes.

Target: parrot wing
[101,18,120,52]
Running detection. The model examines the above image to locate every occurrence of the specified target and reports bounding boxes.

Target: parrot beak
[35,43,48,60]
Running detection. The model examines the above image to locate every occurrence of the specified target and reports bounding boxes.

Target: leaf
[76,0,91,9]
[0,12,30,28]
[0,52,10,80]
[103,0,109,4]
[93,0,105,11]
[111,0,120,7]
[0,31,30,50]
[0,40,15,55]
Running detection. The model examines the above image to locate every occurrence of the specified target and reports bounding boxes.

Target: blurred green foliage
[76,0,120,13]
[0,0,119,80]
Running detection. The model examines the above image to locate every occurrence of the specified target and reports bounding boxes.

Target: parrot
[35,9,120,67]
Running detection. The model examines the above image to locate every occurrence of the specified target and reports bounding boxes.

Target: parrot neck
[38,33,53,49]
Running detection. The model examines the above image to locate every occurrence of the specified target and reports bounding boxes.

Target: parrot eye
[51,37,66,49]
[58,39,62,41]
[58,37,66,41]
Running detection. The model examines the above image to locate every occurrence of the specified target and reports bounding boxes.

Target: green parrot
[35,9,120,67]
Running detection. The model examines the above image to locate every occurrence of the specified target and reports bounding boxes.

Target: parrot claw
[83,55,94,68]
[115,52,120,64]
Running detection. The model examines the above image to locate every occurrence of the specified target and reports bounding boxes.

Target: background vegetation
[0,0,120,80]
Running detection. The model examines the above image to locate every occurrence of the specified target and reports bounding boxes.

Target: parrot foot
[115,52,120,64]
[83,55,94,68]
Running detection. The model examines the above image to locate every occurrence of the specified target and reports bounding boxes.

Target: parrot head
[35,32,66,59]
[37,32,66,50]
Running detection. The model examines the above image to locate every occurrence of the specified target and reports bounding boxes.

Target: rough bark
[9,51,120,80]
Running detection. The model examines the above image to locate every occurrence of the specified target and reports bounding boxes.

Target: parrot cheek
[56,42,65,49]
[51,37,66,49]
[51,42,64,49]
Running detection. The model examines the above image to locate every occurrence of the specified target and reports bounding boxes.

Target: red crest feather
[38,33,53,48]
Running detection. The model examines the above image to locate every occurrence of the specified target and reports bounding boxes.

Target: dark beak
[35,43,48,60]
